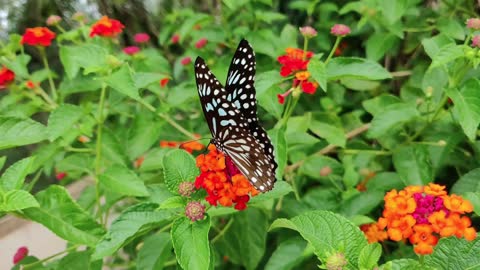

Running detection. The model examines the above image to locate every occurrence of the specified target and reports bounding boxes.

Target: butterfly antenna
[178,137,212,153]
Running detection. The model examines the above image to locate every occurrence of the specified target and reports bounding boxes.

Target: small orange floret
[360,222,388,243]
[424,183,447,196]
[180,141,205,153]
[295,71,310,81]
[384,191,416,216]
[387,215,416,241]
[443,194,474,214]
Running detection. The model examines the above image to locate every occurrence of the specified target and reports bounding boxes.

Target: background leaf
[0,117,47,150]
[172,216,211,270]
[326,57,392,81]
[163,150,199,194]
[99,165,149,197]
[446,80,480,141]
[393,145,433,186]
[47,104,84,141]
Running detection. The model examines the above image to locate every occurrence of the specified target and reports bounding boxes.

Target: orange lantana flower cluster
[194,145,258,210]
[363,183,476,255]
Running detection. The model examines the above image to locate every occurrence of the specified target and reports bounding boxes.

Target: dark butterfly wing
[225,39,278,174]
[217,125,275,191]
[194,57,275,191]
[194,57,246,137]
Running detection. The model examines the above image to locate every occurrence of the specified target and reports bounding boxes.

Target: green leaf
[92,203,172,260]
[257,85,284,120]
[308,58,327,92]
[451,168,480,194]
[172,216,211,270]
[429,44,465,69]
[56,153,93,174]
[47,104,84,141]
[437,18,465,40]
[380,0,407,24]
[158,196,185,209]
[0,54,31,78]
[446,80,480,141]
[0,156,35,191]
[250,181,292,205]
[270,211,368,269]
[0,190,39,211]
[22,185,104,246]
[309,114,346,147]
[424,237,480,269]
[300,156,343,178]
[367,103,419,138]
[127,113,164,159]
[366,172,405,192]
[327,57,392,81]
[221,208,268,270]
[137,233,172,270]
[56,251,91,270]
[163,150,199,194]
[339,191,384,218]
[358,243,381,270]
[362,95,401,116]
[0,156,6,170]
[99,165,149,197]
[379,259,424,270]
[59,44,108,79]
[101,129,129,166]
[59,74,102,95]
[134,72,165,89]
[366,33,399,61]
[0,117,47,150]
[393,145,433,185]
[106,65,141,101]
[268,127,287,180]
[422,34,455,59]
[265,237,310,270]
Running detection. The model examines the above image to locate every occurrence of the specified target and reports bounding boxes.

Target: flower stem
[33,85,57,108]
[39,47,58,102]
[325,36,342,64]
[22,245,79,269]
[139,100,197,140]
[211,218,234,243]
[94,82,108,223]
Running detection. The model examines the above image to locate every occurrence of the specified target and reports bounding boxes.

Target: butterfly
[194,39,277,192]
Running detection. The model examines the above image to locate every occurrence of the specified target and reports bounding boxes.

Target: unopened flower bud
[46,15,62,26]
[185,201,206,222]
[299,26,317,38]
[467,18,480,30]
[106,55,122,68]
[320,166,332,176]
[13,246,28,264]
[179,181,195,197]
[330,24,351,37]
[325,252,347,270]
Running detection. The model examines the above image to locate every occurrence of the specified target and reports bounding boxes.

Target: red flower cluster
[123,46,140,55]
[21,27,56,47]
[362,183,476,255]
[277,48,319,103]
[0,66,15,89]
[89,16,124,38]
[160,78,169,87]
[195,145,259,210]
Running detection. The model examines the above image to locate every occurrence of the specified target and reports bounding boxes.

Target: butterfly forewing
[194,57,245,137]
[225,39,278,174]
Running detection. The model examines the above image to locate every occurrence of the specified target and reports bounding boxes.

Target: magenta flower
[467,18,480,30]
[299,26,317,38]
[134,33,150,43]
[13,246,28,264]
[331,24,351,37]
[123,46,140,55]
[412,193,448,224]
[195,38,208,49]
[185,201,206,222]
[171,34,180,44]
[46,15,62,26]
[472,35,480,48]
[181,56,192,65]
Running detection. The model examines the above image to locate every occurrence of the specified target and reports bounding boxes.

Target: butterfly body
[194,39,277,192]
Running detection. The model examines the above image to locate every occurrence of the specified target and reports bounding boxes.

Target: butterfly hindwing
[217,125,275,191]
